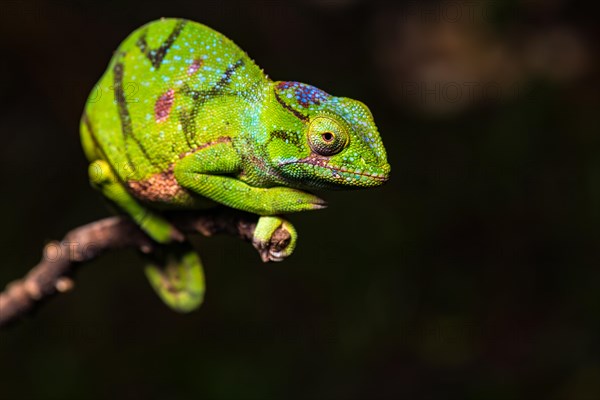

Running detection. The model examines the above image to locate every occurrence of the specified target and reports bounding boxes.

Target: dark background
[1,0,599,399]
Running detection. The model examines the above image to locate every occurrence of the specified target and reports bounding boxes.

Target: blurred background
[1,0,599,398]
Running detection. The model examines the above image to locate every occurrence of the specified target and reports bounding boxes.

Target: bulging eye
[308,117,348,156]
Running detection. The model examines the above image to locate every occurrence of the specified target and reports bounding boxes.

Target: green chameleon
[81,18,390,312]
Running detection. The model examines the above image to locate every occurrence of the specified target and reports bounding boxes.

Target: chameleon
[80,18,390,312]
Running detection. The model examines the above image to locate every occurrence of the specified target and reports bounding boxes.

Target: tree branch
[0,209,291,328]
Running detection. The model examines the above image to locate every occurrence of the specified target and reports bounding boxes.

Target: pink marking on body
[187,58,203,75]
[155,89,175,123]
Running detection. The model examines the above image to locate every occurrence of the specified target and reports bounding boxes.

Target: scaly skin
[81,18,390,312]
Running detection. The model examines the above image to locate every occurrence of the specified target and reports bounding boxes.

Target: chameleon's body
[81,18,390,312]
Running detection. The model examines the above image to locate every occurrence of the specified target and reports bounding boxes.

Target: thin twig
[0,209,291,328]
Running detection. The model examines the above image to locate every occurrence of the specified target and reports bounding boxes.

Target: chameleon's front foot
[252,216,298,262]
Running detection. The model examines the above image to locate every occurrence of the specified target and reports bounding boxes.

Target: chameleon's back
[81,18,268,182]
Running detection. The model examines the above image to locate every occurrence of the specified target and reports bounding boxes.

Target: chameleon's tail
[141,240,205,313]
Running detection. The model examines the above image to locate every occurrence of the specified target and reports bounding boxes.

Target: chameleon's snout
[330,160,390,188]
[378,162,391,184]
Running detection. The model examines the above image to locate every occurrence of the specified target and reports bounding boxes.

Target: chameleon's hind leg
[89,160,204,312]
[142,240,205,313]
[88,160,182,244]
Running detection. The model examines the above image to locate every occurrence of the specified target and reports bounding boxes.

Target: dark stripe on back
[179,108,197,148]
[113,55,153,163]
[136,20,187,69]
[176,59,245,148]
[273,89,309,122]
[213,59,244,91]
[82,112,112,167]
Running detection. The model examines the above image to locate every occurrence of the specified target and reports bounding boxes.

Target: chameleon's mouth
[281,156,389,186]
[330,165,389,181]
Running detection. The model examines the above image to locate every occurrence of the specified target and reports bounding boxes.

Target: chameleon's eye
[308,116,348,156]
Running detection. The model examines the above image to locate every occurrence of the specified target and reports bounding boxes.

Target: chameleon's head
[268,81,390,189]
